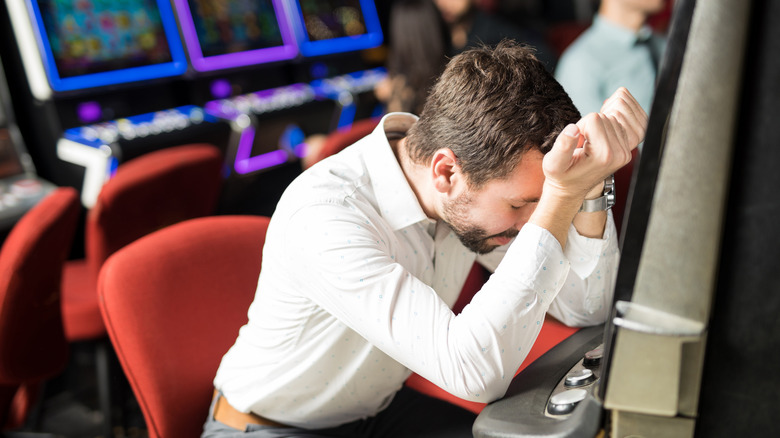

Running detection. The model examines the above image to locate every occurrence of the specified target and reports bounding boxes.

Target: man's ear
[430,148,460,194]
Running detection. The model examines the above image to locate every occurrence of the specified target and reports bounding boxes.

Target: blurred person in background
[304,0,450,169]
[434,0,557,70]
[554,0,668,118]
[374,0,452,115]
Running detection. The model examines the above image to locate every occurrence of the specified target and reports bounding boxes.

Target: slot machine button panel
[546,388,588,416]
[583,345,604,367]
[544,344,604,418]
[564,368,596,388]
[11,178,43,198]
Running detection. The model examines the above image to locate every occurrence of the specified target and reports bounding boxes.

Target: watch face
[580,175,616,212]
[605,174,616,209]
[604,174,615,192]
[606,192,616,209]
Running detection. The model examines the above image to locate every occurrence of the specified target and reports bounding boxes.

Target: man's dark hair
[405,40,581,188]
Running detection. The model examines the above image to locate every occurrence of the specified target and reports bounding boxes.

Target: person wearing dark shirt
[434,0,556,70]
[374,0,451,115]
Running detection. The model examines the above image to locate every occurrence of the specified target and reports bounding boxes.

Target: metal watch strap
[580,174,616,212]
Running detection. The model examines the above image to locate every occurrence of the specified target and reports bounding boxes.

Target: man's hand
[599,87,648,151]
[529,88,647,246]
[543,88,646,201]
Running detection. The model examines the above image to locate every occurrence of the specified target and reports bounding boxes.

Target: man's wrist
[530,184,586,248]
[580,175,616,213]
[584,180,606,200]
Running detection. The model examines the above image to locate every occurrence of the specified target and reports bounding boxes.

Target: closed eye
[511,200,538,210]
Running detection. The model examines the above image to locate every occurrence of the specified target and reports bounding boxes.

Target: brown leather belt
[212,389,290,430]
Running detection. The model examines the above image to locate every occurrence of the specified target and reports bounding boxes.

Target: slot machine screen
[172,0,298,72]
[286,0,383,57]
[26,0,188,92]
[233,99,337,174]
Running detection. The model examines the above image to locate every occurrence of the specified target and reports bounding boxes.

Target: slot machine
[0,54,55,232]
[167,0,331,215]
[2,0,231,207]
[286,0,387,125]
[168,0,385,215]
[472,0,780,437]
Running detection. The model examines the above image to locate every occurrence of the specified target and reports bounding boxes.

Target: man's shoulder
[287,154,369,205]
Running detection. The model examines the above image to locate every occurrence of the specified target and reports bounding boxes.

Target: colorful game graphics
[172,0,298,72]
[26,0,187,92]
[285,0,383,57]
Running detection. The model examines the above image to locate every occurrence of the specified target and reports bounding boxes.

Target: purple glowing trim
[204,83,314,120]
[210,79,232,99]
[203,100,235,119]
[203,83,318,174]
[172,0,298,72]
[77,101,102,124]
[233,125,290,174]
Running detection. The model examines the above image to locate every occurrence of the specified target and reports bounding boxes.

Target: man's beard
[442,191,519,254]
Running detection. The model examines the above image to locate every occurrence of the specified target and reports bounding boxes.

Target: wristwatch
[580,174,615,212]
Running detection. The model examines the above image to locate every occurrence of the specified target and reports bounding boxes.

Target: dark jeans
[202,386,477,438]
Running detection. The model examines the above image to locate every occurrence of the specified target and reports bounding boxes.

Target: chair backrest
[98,215,270,438]
[0,187,80,385]
[86,143,223,277]
[305,117,381,169]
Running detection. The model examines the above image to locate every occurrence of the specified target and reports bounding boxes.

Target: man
[203,41,646,437]
[555,0,668,116]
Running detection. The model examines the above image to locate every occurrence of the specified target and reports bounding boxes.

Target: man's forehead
[489,151,545,198]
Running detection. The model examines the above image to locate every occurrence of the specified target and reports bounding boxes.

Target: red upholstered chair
[303,117,381,169]
[98,215,269,438]
[60,143,224,431]
[545,21,590,57]
[0,188,80,430]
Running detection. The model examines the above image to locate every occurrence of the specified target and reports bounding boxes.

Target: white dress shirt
[213,113,619,429]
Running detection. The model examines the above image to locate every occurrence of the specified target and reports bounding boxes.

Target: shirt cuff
[496,223,570,295]
[565,210,617,279]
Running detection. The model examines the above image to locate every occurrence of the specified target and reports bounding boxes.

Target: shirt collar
[593,14,654,47]
[362,112,430,231]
